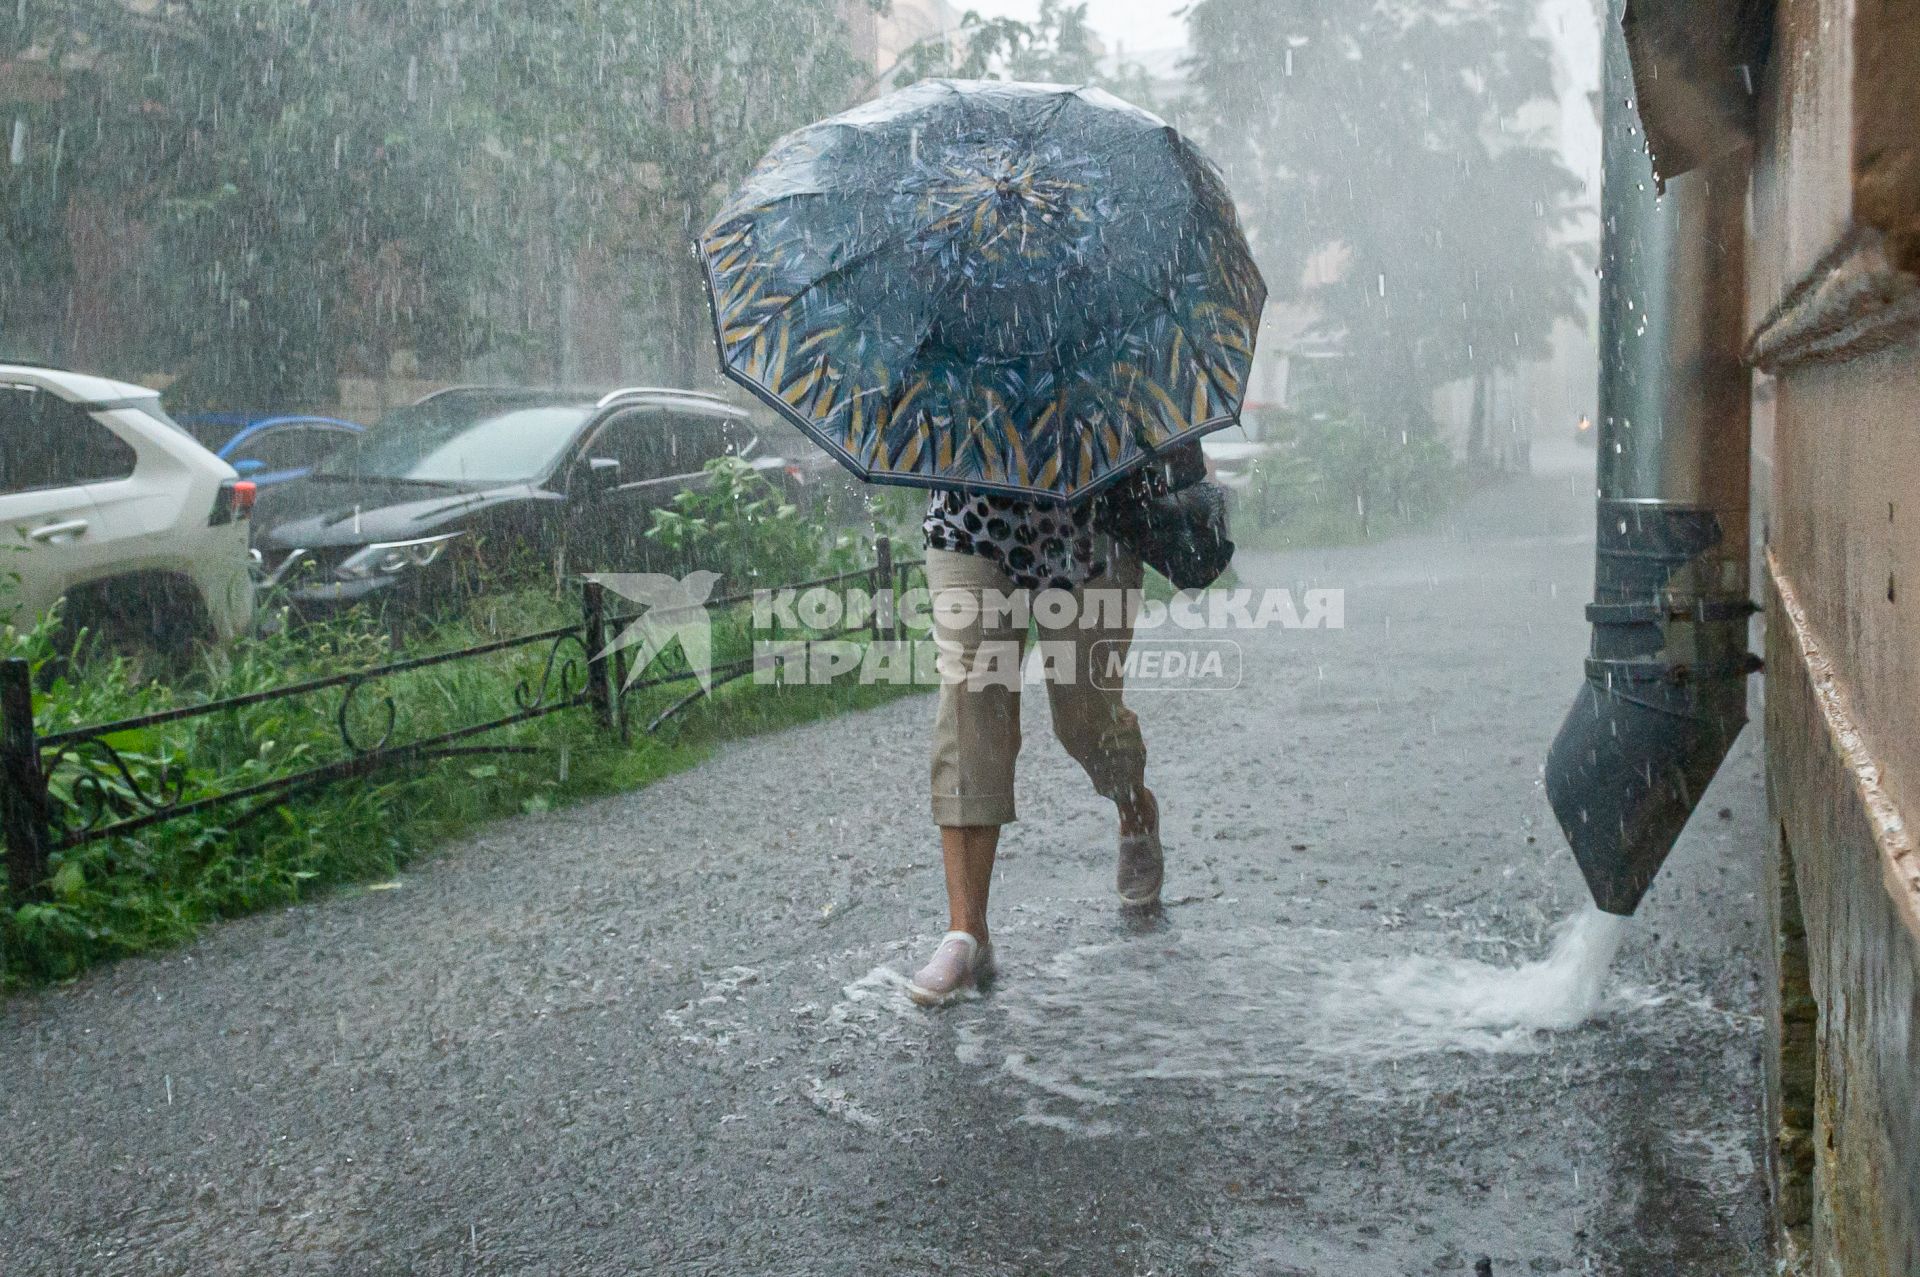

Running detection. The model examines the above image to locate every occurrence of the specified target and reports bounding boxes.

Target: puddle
[656,918,1682,1141]
[805,1076,886,1132]
[813,919,1671,1133]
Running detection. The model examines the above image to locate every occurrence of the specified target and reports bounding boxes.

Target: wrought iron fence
[1,538,919,900]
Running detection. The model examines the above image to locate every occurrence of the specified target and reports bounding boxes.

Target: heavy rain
[3,2,1914,1274]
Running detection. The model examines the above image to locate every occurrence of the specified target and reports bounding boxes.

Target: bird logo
[584,571,722,692]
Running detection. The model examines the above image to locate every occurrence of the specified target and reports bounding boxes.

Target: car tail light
[209,479,257,526]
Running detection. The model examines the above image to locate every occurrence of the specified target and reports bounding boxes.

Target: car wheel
[63,574,212,671]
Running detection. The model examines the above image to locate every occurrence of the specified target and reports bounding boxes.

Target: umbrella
[698,79,1267,504]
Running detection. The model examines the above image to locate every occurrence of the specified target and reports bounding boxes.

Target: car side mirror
[581,456,622,496]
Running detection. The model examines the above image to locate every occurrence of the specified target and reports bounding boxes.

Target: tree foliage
[893,2,1161,109]
[2,0,880,405]
[1185,0,1588,436]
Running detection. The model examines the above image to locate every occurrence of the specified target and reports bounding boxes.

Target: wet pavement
[0,460,1776,1276]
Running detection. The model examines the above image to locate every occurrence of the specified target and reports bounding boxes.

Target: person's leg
[1045,551,1162,904]
[927,549,1024,833]
[1117,785,1159,838]
[940,823,1002,942]
[910,824,1004,1003]
[914,549,1023,1004]
[1047,552,1149,798]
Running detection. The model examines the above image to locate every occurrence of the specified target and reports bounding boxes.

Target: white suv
[0,364,256,649]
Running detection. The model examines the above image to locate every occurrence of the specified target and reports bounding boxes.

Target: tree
[1185,0,1588,439]
[485,0,884,385]
[13,2,502,404]
[5,0,882,404]
[893,2,1161,109]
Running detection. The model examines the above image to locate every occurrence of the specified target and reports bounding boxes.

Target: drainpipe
[1543,3,1759,916]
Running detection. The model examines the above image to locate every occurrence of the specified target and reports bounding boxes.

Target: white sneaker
[906,931,996,1007]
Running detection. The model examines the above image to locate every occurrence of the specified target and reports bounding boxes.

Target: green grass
[0,579,923,990]
[1223,413,1465,552]
[0,456,929,989]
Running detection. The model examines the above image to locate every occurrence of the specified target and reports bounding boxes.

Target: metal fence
[1,538,919,900]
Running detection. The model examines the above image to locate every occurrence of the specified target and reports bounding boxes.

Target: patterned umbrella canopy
[699,79,1267,504]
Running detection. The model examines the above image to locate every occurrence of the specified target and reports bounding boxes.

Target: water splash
[1310,905,1648,1062]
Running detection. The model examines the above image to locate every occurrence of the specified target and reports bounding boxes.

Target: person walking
[697,79,1266,1007]
[906,486,1164,1007]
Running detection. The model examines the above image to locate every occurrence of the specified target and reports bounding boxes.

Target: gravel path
[1,464,1775,1276]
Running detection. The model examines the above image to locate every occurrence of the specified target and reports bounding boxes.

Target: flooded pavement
[0,464,1774,1275]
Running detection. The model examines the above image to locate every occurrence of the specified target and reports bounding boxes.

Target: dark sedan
[257,385,780,614]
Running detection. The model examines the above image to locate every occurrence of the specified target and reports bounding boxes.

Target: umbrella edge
[693,232,1268,507]
[697,246,879,488]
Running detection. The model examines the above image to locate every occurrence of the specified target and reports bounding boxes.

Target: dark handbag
[1094,443,1235,591]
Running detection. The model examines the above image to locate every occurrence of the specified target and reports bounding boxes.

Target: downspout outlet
[1544,5,1759,917]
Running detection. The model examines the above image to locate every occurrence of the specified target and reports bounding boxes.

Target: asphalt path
[1,458,1775,1275]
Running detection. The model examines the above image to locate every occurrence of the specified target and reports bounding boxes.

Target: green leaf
[100,726,157,754]
[50,860,87,903]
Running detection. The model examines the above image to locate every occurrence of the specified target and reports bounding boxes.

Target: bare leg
[940,823,1001,942]
[908,825,1003,1006]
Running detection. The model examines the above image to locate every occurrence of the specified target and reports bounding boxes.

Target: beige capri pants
[926,546,1148,827]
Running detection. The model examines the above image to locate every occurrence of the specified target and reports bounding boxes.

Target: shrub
[1246,411,1457,544]
[644,457,859,588]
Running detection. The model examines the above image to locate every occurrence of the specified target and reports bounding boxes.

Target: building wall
[1749,0,1920,1271]
[841,0,961,86]
[875,0,961,74]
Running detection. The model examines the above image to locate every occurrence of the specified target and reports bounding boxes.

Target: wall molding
[1769,547,1920,946]
[1747,227,1920,371]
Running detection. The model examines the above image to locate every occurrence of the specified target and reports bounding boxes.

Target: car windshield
[314,395,593,486]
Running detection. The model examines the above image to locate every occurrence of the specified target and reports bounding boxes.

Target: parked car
[256,385,796,615]
[1202,435,1274,493]
[177,412,366,491]
[176,412,367,538]
[1200,404,1285,493]
[745,412,866,519]
[0,362,257,649]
